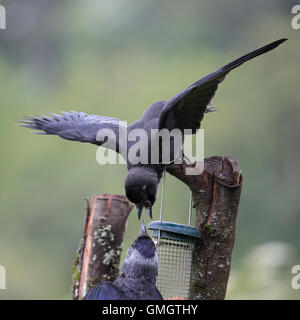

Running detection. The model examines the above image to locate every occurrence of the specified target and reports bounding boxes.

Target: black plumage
[19,39,287,219]
[83,221,163,300]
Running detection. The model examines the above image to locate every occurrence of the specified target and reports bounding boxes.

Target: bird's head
[125,167,159,219]
[121,221,158,280]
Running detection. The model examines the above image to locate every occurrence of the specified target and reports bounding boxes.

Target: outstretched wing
[19,111,127,152]
[158,38,287,132]
[83,282,126,300]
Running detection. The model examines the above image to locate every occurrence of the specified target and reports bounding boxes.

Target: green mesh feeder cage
[147,170,201,299]
[148,221,200,299]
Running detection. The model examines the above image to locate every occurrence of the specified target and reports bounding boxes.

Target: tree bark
[167,156,243,300]
[72,194,133,300]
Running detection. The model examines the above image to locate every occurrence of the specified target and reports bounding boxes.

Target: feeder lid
[148,221,201,243]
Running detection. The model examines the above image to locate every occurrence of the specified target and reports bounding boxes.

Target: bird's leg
[182,152,192,164]
[205,103,218,113]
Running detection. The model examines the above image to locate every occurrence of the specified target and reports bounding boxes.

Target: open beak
[136,203,144,220]
[144,201,153,219]
[136,201,153,219]
[138,220,149,237]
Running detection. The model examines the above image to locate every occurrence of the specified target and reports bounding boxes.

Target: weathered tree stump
[72,194,133,300]
[167,156,243,299]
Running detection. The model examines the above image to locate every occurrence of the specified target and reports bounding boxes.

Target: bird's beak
[139,220,149,237]
[136,203,144,220]
[144,201,153,219]
[145,206,152,219]
[136,202,153,219]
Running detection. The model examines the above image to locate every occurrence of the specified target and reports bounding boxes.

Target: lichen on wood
[72,194,133,300]
[167,156,243,300]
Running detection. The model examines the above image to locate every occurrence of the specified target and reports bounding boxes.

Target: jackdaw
[19,38,287,219]
[83,221,163,300]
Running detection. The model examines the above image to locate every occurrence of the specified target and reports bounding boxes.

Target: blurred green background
[0,0,299,299]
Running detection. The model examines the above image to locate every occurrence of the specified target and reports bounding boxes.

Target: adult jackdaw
[19,39,287,219]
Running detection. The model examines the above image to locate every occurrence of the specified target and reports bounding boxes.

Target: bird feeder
[148,220,200,299]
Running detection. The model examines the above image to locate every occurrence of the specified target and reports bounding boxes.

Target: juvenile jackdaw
[83,221,163,300]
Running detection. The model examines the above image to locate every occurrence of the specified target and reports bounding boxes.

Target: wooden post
[167,156,243,299]
[72,194,133,300]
